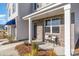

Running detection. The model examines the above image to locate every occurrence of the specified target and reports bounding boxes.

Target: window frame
[71,12,75,24]
[44,17,61,33]
[33,3,40,10]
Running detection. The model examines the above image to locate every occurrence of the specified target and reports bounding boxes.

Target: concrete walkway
[0,47,19,56]
[0,39,9,45]
[54,46,64,56]
[0,41,24,56]
[39,43,54,49]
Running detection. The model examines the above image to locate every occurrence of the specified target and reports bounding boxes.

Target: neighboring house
[0,25,5,30]
[6,3,33,40]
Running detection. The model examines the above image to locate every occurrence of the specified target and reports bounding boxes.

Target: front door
[34,23,37,39]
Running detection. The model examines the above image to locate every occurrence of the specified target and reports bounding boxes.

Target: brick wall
[59,25,64,46]
[33,20,44,42]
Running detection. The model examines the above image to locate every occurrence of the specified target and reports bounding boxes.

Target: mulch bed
[15,43,56,56]
[15,43,32,56]
[37,49,56,56]
[0,41,3,42]
[75,48,79,54]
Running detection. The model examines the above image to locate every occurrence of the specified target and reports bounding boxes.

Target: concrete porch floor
[38,42,64,56]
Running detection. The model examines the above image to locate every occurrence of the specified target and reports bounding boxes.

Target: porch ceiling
[23,3,65,20]
[32,8,64,20]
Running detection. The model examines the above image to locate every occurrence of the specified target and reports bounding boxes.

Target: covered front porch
[23,3,71,55]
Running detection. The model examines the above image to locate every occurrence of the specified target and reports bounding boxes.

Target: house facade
[7,3,79,55]
[23,3,79,55]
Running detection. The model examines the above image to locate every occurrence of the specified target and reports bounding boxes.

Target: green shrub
[31,42,38,56]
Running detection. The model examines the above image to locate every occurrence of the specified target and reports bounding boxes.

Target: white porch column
[29,18,32,43]
[64,4,71,56]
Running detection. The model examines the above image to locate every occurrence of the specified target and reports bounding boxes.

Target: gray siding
[71,3,79,50]
[18,3,33,18]
[15,3,32,40]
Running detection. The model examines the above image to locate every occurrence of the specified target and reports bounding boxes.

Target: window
[45,18,61,26]
[34,23,37,38]
[61,19,64,24]
[12,3,16,13]
[33,3,40,10]
[45,19,51,26]
[45,27,50,32]
[52,27,59,33]
[71,13,75,24]
[33,3,37,10]
[52,18,60,33]
[52,18,60,26]
[45,18,61,33]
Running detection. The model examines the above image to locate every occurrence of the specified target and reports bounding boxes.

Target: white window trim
[44,18,61,34]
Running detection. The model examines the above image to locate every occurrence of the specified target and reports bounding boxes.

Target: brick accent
[33,14,64,47]
[59,25,64,46]
[33,20,44,42]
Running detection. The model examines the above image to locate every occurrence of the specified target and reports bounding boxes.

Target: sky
[0,3,8,25]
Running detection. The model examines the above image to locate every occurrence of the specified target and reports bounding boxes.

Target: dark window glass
[71,13,75,24]
[52,27,59,33]
[34,3,37,10]
[36,4,40,8]
[61,19,64,24]
[34,23,37,38]
[45,20,51,26]
[33,3,40,10]
[45,27,50,32]
[52,18,60,26]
